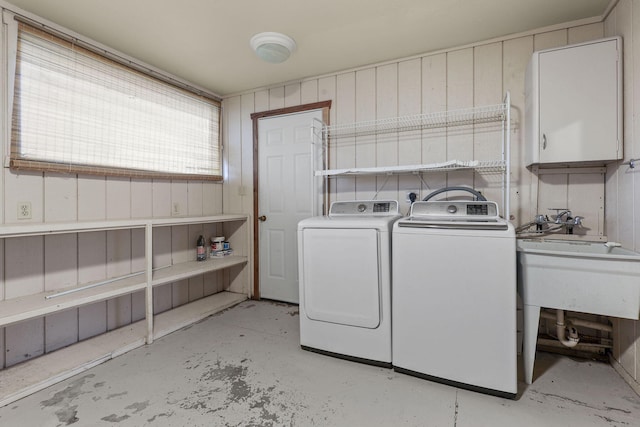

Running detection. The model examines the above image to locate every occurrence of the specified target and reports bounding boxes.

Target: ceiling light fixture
[250,32,297,64]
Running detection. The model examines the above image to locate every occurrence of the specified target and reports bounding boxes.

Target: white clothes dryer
[392,200,517,398]
[297,200,401,367]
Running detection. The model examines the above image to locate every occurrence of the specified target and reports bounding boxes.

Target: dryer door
[300,228,381,328]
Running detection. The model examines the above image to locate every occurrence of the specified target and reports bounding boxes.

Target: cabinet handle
[542,134,547,150]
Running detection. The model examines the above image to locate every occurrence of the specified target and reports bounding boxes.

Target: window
[10,23,222,180]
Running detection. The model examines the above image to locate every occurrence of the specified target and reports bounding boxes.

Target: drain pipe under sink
[555,309,580,347]
[539,310,613,333]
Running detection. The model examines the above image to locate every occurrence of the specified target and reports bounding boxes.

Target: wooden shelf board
[0,219,147,238]
[0,321,146,408]
[151,256,248,287]
[0,276,147,328]
[153,291,247,340]
[0,214,249,238]
[151,214,248,227]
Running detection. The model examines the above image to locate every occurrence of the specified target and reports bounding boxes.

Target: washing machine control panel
[330,200,399,216]
[410,201,499,220]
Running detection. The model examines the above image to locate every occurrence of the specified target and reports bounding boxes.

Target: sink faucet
[553,209,571,224]
[531,209,584,234]
[549,209,584,234]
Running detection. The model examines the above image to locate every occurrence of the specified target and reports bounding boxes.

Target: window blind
[10,23,222,180]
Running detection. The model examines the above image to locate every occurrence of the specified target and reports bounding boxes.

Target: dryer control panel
[329,200,399,216]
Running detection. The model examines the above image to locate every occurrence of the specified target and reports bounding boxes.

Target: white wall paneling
[44,234,77,291]
[397,59,422,213]
[172,279,190,308]
[78,301,107,341]
[131,290,146,322]
[354,70,376,201]
[317,76,338,209]
[535,167,605,239]
[4,170,43,223]
[45,309,78,352]
[240,93,256,215]
[223,96,243,214]
[534,29,568,52]
[170,181,188,219]
[284,83,302,108]
[375,63,399,203]
[78,175,106,221]
[187,182,204,217]
[445,48,475,194]
[106,177,131,220]
[0,243,3,367]
[5,319,44,367]
[5,236,44,298]
[131,179,153,218]
[568,23,605,44]
[0,328,3,372]
[604,0,640,392]
[420,54,448,202]
[300,80,319,105]
[269,87,285,111]
[502,36,534,223]
[188,275,204,302]
[634,0,640,387]
[152,180,172,218]
[335,72,357,202]
[153,283,173,314]
[44,173,77,222]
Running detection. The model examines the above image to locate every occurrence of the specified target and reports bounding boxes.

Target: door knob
[258,215,267,222]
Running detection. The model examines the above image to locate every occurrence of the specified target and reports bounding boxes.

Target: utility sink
[516,238,640,384]
[517,239,640,318]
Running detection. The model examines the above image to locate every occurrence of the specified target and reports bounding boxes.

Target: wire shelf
[312,91,512,219]
[323,103,508,139]
[315,160,506,177]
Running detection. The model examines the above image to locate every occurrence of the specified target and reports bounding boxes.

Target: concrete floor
[1,300,639,427]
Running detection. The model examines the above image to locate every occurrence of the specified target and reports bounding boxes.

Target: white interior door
[258,109,322,303]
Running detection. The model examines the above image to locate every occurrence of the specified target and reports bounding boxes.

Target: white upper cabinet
[525,37,622,166]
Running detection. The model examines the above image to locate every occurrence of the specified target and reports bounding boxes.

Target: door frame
[250,100,331,300]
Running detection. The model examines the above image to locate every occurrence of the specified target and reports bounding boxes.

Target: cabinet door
[538,38,620,164]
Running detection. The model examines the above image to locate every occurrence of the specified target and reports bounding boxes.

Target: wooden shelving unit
[0,213,251,407]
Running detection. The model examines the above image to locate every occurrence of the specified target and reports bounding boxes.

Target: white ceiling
[3,0,612,97]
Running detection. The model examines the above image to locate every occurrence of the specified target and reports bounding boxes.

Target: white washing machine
[297,200,401,367]
[392,200,517,398]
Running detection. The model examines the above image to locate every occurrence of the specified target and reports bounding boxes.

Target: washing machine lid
[398,201,509,230]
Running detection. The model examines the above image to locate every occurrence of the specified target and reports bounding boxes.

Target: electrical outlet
[18,202,32,220]
[172,202,181,216]
[404,190,420,203]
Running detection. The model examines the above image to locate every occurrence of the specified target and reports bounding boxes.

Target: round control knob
[357,204,367,213]
[447,205,458,214]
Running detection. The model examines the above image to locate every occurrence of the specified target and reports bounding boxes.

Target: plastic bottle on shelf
[197,235,206,261]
